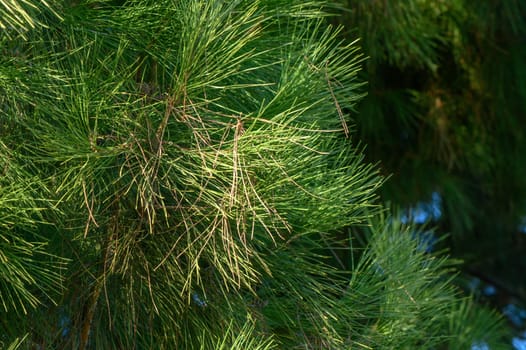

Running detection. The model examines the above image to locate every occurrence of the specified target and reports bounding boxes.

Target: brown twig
[325,61,349,138]
[79,216,118,350]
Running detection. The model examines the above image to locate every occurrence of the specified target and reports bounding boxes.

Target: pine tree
[0,0,510,348]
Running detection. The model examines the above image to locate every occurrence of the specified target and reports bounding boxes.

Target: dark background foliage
[333,0,526,333]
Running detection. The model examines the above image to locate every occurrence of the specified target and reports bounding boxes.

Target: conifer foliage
[0,0,509,348]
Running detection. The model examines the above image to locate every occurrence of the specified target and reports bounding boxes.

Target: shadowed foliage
[333,0,526,332]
